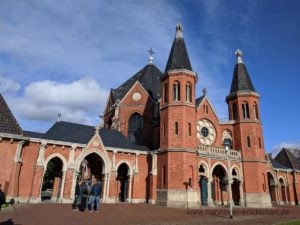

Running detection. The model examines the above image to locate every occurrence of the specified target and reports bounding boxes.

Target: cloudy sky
[0,0,299,152]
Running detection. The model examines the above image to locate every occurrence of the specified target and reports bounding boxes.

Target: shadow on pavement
[0,219,21,225]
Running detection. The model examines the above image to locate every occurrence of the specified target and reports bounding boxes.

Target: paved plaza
[1,204,300,225]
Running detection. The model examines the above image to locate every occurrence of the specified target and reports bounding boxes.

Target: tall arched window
[247,136,251,148]
[242,102,250,119]
[232,103,238,120]
[172,81,180,101]
[188,123,191,136]
[253,103,259,120]
[186,82,192,102]
[175,122,179,135]
[128,113,144,144]
[164,83,168,103]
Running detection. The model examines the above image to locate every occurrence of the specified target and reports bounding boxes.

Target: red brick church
[0,24,300,207]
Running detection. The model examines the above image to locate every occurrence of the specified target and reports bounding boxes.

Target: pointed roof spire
[0,93,23,135]
[228,49,256,95]
[164,23,192,73]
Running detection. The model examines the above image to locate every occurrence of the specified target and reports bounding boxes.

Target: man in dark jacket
[72,181,81,211]
[89,180,102,212]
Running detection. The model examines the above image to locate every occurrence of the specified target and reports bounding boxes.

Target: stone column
[112,150,117,171]
[59,170,67,202]
[105,172,111,203]
[127,175,133,203]
[207,178,213,206]
[239,180,245,206]
[134,153,140,173]
[102,173,107,202]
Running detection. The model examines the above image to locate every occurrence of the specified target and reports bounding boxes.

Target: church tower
[156,24,198,207]
[226,50,271,207]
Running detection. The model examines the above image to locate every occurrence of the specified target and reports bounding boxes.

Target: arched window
[175,122,179,135]
[186,82,192,102]
[253,103,259,120]
[172,81,180,101]
[164,83,168,103]
[203,105,208,114]
[242,102,250,119]
[128,113,144,144]
[188,123,191,136]
[232,103,237,120]
[258,137,262,148]
[247,136,251,148]
[223,138,233,149]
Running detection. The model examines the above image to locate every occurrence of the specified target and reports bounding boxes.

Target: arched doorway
[267,172,277,205]
[212,165,228,205]
[279,178,287,205]
[198,164,208,206]
[78,153,104,185]
[41,157,63,201]
[231,168,241,206]
[117,163,129,202]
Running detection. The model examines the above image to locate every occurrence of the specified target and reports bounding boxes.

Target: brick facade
[0,24,299,208]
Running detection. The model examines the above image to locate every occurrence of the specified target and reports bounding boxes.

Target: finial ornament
[57,113,61,122]
[235,49,244,64]
[202,88,207,96]
[175,23,183,39]
[147,48,155,64]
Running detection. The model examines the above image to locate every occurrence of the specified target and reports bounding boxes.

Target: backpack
[0,191,6,205]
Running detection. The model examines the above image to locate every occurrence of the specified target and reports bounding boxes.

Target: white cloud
[0,74,20,94]
[270,142,300,156]
[9,78,109,125]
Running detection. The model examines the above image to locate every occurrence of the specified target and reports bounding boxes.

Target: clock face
[197,119,216,145]
[132,92,142,101]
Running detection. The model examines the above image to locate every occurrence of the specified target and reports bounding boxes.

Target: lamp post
[225,145,233,219]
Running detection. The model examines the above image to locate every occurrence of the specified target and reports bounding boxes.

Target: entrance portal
[78,153,103,182]
[212,165,228,205]
[117,163,129,202]
[267,172,277,205]
[41,157,63,201]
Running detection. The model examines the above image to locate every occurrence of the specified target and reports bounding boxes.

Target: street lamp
[224,144,233,219]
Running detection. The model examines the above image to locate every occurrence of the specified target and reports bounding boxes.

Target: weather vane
[148,48,155,64]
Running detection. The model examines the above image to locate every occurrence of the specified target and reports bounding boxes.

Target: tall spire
[164,23,192,73]
[228,49,256,95]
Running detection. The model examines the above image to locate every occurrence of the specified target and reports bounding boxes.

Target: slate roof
[275,148,300,170]
[164,26,192,73]
[195,95,205,108]
[112,64,163,101]
[23,130,44,139]
[0,93,23,135]
[42,121,148,151]
[269,157,289,169]
[229,63,256,95]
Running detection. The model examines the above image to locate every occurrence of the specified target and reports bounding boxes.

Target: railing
[197,145,241,160]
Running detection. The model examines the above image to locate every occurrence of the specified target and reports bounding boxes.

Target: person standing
[89,180,102,212]
[72,181,81,211]
[0,185,6,212]
[80,182,90,212]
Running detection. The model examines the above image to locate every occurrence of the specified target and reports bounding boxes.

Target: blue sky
[0,0,299,153]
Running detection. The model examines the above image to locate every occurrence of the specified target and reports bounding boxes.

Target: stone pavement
[0,203,300,225]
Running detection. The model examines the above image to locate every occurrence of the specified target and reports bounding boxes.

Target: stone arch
[230,166,241,180]
[75,149,111,174]
[267,171,277,204]
[115,160,133,176]
[198,161,209,177]
[210,162,228,178]
[41,154,67,202]
[44,153,67,172]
